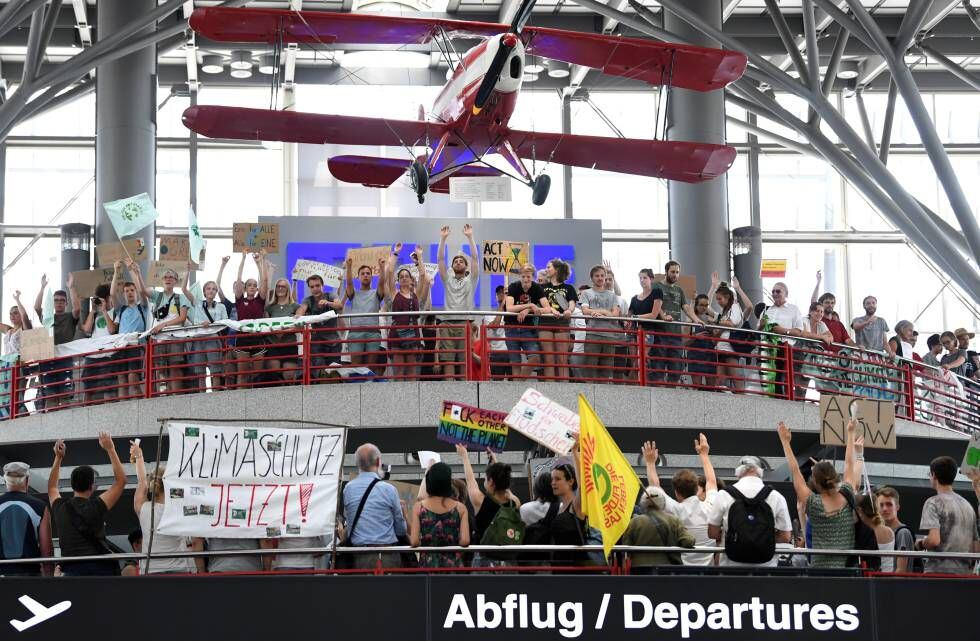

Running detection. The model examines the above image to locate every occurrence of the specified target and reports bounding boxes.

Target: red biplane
[183,0,746,205]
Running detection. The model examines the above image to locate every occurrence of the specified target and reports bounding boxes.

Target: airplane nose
[181,105,199,126]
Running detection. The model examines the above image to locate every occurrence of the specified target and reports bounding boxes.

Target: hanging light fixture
[230,50,254,71]
[201,54,224,74]
[547,60,570,78]
[258,54,278,75]
[230,68,253,79]
[837,60,860,80]
[522,72,539,82]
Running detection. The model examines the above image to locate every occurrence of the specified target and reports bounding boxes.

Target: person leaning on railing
[916,456,980,575]
[0,290,32,417]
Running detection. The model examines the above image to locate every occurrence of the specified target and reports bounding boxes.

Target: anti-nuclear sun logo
[121,202,142,221]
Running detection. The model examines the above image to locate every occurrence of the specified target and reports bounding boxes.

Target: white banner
[158,422,345,538]
[54,332,141,358]
[292,259,344,289]
[397,262,438,282]
[504,388,580,455]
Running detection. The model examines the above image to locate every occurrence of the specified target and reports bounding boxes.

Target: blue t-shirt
[117,303,147,334]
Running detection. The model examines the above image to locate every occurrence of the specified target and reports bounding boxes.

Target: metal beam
[854,89,878,153]
[31,0,64,81]
[722,0,742,23]
[0,0,48,43]
[878,80,897,164]
[801,0,822,124]
[918,42,980,91]
[859,1,959,86]
[763,0,810,84]
[21,6,45,87]
[964,0,980,33]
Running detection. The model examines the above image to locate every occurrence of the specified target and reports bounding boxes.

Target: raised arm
[642,440,661,487]
[344,256,355,301]
[454,443,484,511]
[811,270,822,303]
[376,253,389,300]
[602,260,621,296]
[695,433,717,493]
[216,255,231,303]
[706,272,721,310]
[462,224,479,281]
[110,261,123,305]
[131,440,148,515]
[67,273,80,319]
[414,246,430,304]
[128,258,152,300]
[97,431,126,510]
[384,243,400,296]
[13,290,31,330]
[181,264,197,306]
[843,418,859,488]
[233,251,247,299]
[730,276,753,316]
[437,225,450,282]
[256,251,269,300]
[34,274,47,320]
[777,422,811,503]
[48,439,65,504]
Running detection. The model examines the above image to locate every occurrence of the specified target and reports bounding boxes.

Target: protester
[758,282,804,396]
[521,470,559,526]
[411,461,470,568]
[263,275,301,383]
[485,285,512,380]
[0,461,53,576]
[539,259,577,380]
[204,537,265,573]
[875,486,917,573]
[295,274,344,380]
[436,225,479,380]
[344,253,388,369]
[130,440,196,574]
[456,444,521,566]
[79,284,118,402]
[183,276,230,392]
[342,443,408,569]
[628,269,663,382]
[230,251,270,386]
[549,461,594,566]
[685,294,717,388]
[121,528,142,576]
[851,296,890,354]
[505,263,550,379]
[709,277,743,390]
[110,260,148,398]
[888,320,917,362]
[133,263,189,393]
[856,493,896,572]
[954,328,979,378]
[940,331,969,377]
[385,244,429,380]
[651,261,699,384]
[48,433,125,576]
[579,265,621,382]
[621,488,695,571]
[1,291,32,416]
[916,455,979,574]
[603,268,631,381]
[33,273,80,409]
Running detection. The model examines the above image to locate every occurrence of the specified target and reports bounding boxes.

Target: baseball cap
[954,327,975,339]
[735,455,764,478]
[3,462,29,476]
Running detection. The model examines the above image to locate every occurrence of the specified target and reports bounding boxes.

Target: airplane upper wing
[189,8,745,91]
[182,106,446,146]
[506,129,736,182]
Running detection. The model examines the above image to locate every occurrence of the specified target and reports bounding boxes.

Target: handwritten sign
[449,176,512,202]
[292,259,344,288]
[397,262,438,282]
[436,400,509,451]
[71,268,116,295]
[819,395,896,450]
[96,239,147,266]
[159,235,204,266]
[19,328,55,363]
[505,388,580,455]
[482,240,529,275]
[346,246,390,276]
[233,223,280,253]
[158,422,345,538]
[760,259,787,279]
[962,432,980,476]
[146,260,189,288]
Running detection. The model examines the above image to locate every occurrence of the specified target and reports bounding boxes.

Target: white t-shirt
[715,304,743,353]
[707,475,792,567]
[660,489,719,566]
[139,501,196,574]
[571,309,586,354]
[520,500,553,526]
[3,328,22,357]
[271,535,324,570]
[764,303,805,346]
[484,316,507,352]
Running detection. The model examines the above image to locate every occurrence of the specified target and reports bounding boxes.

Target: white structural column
[664,0,731,287]
[94,0,156,255]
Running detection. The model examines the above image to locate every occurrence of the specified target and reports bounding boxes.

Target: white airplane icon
[9,595,71,632]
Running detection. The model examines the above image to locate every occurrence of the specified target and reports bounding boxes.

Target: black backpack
[519,501,560,565]
[841,486,881,571]
[729,318,756,355]
[723,485,776,564]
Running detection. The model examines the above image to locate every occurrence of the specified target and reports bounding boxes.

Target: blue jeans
[505,326,540,354]
[651,334,685,383]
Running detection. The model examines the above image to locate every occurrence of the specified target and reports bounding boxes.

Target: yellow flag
[577,394,641,559]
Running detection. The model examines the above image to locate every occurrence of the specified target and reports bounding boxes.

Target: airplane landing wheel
[410,160,429,204]
[531,174,551,206]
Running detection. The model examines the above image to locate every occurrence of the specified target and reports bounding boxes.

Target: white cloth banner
[54,332,141,358]
[504,388,580,455]
[158,422,345,538]
[150,311,338,340]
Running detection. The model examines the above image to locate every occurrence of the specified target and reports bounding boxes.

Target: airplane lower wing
[182,106,445,147]
[507,129,736,182]
[189,8,745,91]
[327,155,501,192]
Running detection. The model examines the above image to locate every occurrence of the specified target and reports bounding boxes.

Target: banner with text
[158,422,345,538]
[292,259,344,288]
[482,240,529,275]
[233,223,280,253]
[346,246,390,276]
[505,388,580,455]
[437,401,509,451]
[819,395,896,449]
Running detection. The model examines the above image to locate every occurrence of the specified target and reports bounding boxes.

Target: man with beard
[436,224,479,380]
[851,295,890,353]
[651,261,699,384]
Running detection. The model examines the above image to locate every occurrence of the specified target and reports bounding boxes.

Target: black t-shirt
[505,281,547,326]
[539,283,578,327]
[629,291,663,326]
[51,496,109,557]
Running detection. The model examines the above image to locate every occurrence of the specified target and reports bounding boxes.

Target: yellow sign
[482,240,529,275]
[761,259,788,278]
[578,394,640,559]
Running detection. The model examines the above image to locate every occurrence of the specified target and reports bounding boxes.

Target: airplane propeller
[472,0,536,115]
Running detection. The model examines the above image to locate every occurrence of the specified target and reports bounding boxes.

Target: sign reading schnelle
[158,422,344,538]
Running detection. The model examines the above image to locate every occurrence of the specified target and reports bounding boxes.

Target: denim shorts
[505,326,540,354]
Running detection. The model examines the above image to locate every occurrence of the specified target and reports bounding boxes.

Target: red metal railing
[0,312,976,437]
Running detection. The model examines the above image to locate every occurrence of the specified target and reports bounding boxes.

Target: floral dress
[418,505,464,568]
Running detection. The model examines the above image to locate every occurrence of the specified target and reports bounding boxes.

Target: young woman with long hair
[538,259,577,381]
[712,283,743,390]
[265,275,301,383]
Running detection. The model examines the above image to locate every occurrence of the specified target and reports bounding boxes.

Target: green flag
[188,207,206,264]
[189,279,204,306]
[42,286,54,329]
[103,193,158,238]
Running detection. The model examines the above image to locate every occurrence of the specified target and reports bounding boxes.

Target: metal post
[801,0,821,124]
[95,0,157,265]
[189,89,198,214]
[663,0,731,289]
[784,343,795,401]
[282,86,298,215]
[464,320,472,381]
[637,327,647,387]
[9,361,17,419]
[904,362,916,422]
[879,80,898,165]
[918,43,980,92]
[854,89,878,154]
[144,340,154,398]
[480,322,490,381]
[302,327,312,386]
[561,91,573,219]
[746,114,762,228]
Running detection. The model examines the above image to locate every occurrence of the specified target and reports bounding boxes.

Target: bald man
[341,443,408,569]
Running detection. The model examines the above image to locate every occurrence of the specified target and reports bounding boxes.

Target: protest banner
[159,235,204,266]
[482,240,529,275]
[436,401,509,451]
[962,432,980,476]
[819,395,896,450]
[233,222,280,253]
[292,259,344,288]
[146,260,189,288]
[19,328,54,362]
[654,274,697,300]
[505,388,580,455]
[96,238,147,266]
[70,267,116,295]
[158,422,345,538]
[346,246,390,276]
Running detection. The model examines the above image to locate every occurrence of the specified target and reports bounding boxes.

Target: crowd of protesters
[1,426,976,577]
[0,230,977,426]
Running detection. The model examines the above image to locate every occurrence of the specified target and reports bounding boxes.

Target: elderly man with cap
[0,461,54,576]
[620,486,695,572]
[707,455,792,567]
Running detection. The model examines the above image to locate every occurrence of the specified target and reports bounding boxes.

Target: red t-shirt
[468,335,487,381]
[823,317,851,352]
[235,294,266,321]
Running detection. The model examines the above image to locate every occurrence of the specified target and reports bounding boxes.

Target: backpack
[519,500,560,565]
[723,485,776,564]
[894,524,924,573]
[480,499,526,547]
[646,511,683,565]
[841,486,881,571]
[729,318,756,355]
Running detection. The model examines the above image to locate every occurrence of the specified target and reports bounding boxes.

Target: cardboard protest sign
[96,238,147,266]
[233,222,280,253]
[436,401,509,451]
[962,433,980,476]
[146,261,189,288]
[159,235,204,266]
[505,388,580,455]
[654,274,697,301]
[19,328,54,362]
[70,268,116,296]
[389,481,421,511]
[819,395,896,450]
[292,259,344,288]
[482,240,529,275]
[346,246,390,276]
[158,422,345,538]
